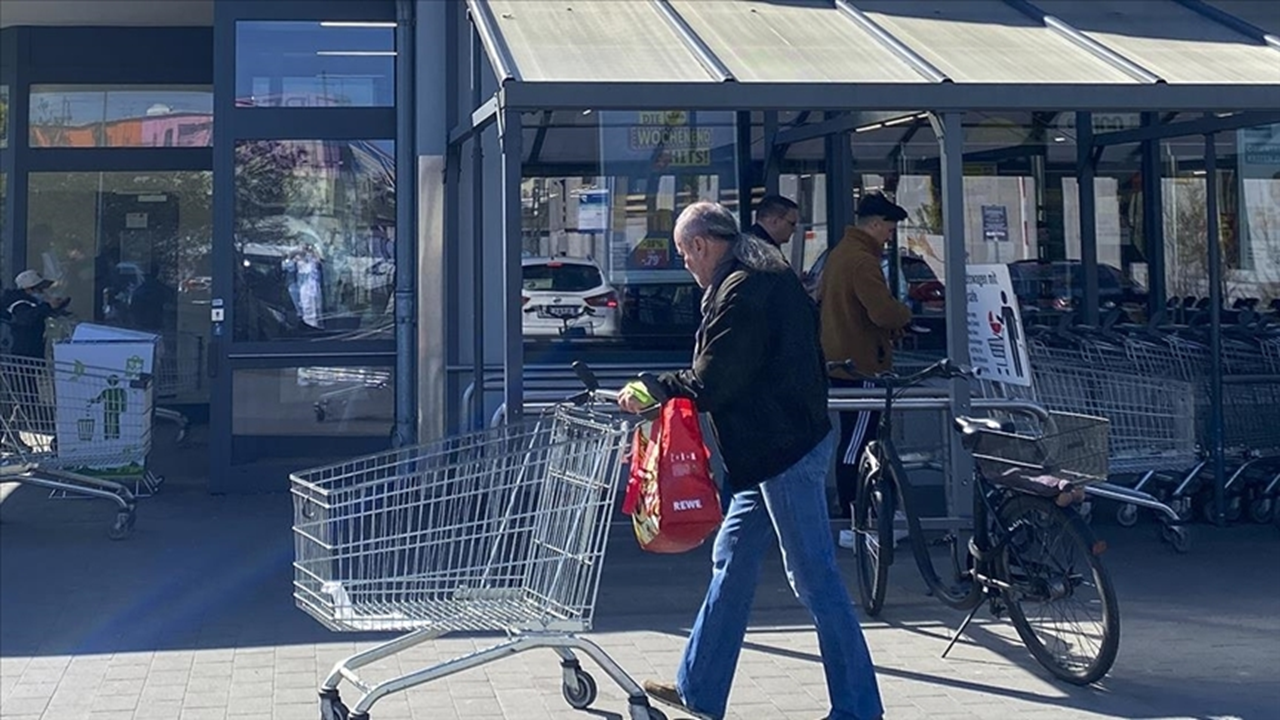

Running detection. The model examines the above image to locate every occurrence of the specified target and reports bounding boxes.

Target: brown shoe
[642,680,715,720]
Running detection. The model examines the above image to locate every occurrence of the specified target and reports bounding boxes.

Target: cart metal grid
[0,353,142,538]
[291,402,663,720]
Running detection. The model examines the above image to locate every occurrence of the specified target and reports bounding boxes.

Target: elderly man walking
[619,202,883,720]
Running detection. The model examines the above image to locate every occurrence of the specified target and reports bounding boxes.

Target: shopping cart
[974,345,1193,551]
[0,353,140,538]
[291,372,667,720]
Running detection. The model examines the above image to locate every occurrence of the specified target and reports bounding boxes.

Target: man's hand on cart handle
[618,381,656,415]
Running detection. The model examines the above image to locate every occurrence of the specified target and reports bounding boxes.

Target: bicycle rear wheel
[854,442,895,616]
[995,494,1120,685]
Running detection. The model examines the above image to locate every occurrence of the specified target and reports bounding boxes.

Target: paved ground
[2,431,1279,720]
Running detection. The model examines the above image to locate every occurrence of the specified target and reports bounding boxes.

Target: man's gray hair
[675,201,788,273]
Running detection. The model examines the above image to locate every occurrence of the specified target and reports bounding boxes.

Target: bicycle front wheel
[854,442,896,616]
[995,494,1120,685]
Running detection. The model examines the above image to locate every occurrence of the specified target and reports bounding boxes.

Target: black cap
[855,192,908,222]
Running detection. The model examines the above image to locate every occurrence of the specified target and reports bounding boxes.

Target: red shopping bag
[621,398,722,553]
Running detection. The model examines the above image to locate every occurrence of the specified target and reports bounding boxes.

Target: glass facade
[26,171,213,402]
[0,5,1272,491]
[28,85,213,148]
[520,110,739,353]
[232,139,396,341]
[234,21,395,108]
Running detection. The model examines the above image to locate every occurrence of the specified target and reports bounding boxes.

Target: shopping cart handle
[571,360,599,391]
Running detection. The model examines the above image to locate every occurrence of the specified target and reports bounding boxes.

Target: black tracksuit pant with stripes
[830,376,880,519]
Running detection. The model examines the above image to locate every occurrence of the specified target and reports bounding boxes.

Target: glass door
[209,10,398,492]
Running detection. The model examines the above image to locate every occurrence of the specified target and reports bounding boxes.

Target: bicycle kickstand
[941,604,983,659]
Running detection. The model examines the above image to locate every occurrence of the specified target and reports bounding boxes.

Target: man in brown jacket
[819,192,912,525]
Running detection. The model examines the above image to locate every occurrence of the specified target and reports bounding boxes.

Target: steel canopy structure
[441,0,1280,523]
[471,0,1280,113]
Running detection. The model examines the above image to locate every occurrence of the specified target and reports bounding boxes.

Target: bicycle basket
[970,412,1110,494]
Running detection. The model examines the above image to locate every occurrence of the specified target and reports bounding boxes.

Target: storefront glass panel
[26,171,213,404]
[28,85,213,148]
[230,365,393,466]
[232,139,395,342]
[520,110,738,355]
[235,21,395,108]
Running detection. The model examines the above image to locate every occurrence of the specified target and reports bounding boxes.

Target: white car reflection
[521,257,620,338]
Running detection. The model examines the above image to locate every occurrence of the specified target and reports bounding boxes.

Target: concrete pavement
[2,435,1278,720]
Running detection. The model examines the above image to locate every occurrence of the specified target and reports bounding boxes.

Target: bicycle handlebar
[825,357,973,388]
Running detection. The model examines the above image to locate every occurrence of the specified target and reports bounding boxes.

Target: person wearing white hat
[2,270,70,359]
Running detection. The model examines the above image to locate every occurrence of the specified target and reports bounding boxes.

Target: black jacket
[656,261,832,494]
[2,289,61,358]
[748,223,778,248]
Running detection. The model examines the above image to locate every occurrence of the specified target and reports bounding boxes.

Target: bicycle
[830,357,1120,685]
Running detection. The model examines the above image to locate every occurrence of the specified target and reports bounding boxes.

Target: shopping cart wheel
[1115,504,1139,528]
[1160,524,1190,554]
[107,510,135,540]
[561,669,597,709]
[319,689,356,720]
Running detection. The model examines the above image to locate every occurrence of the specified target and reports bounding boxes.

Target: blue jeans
[677,431,883,720]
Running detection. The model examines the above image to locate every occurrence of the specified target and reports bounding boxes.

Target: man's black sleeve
[7,301,52,328]
[655,273,769,413]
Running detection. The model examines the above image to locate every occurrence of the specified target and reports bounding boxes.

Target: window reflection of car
[521,257,619,338]
[1008,260,1147,315]
[892,256,945,313]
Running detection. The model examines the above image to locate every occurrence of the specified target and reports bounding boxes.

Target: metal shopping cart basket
[0,353,141,538]
[291,396,666,720]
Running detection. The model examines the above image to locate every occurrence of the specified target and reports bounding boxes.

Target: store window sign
[965,265,1031,387]
[599,110,736,284]
[576,189,609,232]
[981,205,1009,242]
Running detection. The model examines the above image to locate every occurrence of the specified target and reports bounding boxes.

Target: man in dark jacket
[3,270,70,359]
[747,194,799,249]
[619,202,883,720]
[2,271,70,435]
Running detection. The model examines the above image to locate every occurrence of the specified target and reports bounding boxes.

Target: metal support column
[1076,112,1101,325]
[469,29,486,429]
[938,111,974,518]
[1204,128,1226,525]
[499,106,524,423]
[763,111,781,195]
[736,111,754,230]
[393,0,418,446]
[825,120,853,248]
[1140,112,1166,316]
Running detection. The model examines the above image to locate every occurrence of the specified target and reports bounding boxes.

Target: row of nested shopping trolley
[0,346,195,539]
[977,307,1280,533]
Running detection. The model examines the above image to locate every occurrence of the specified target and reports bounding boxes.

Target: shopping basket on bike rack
[291,401,666,720]
[967,411,1111,498]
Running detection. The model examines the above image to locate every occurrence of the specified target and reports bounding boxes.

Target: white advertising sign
[576,189,609,232]
[51,325,157,472]
[965,264,1031,387]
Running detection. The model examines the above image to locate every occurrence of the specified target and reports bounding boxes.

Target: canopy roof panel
[667,0,929,84]
[470,0,1280,111]
[1035,0,1280,85]
[484,0,714,83]
[854,0,1139,84]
